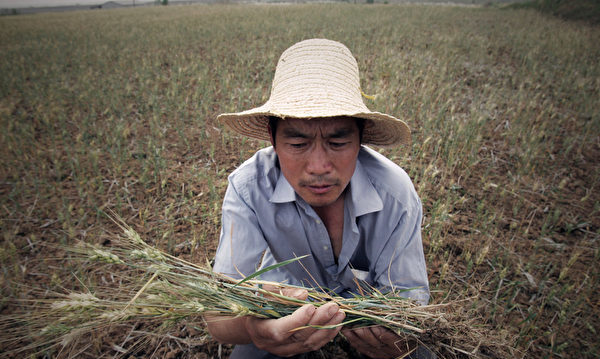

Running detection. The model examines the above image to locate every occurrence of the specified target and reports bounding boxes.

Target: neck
[312,191,345,221]
[312,191,346,261]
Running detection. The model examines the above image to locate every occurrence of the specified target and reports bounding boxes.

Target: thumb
[281,287,309,301]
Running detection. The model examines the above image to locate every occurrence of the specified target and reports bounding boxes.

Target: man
[207,39,430,359]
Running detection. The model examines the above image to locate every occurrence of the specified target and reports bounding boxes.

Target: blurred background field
[0,2,599,358]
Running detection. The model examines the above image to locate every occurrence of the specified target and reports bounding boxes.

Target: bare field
[1,3,599,358]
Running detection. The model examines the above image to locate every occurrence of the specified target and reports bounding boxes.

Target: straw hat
[217,38,410,147]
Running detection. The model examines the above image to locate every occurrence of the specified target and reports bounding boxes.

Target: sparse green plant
[0,3,598,358]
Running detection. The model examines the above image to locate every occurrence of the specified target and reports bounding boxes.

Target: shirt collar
[270,150,383,216]
[349,156,383,217]
[270,170,296,203]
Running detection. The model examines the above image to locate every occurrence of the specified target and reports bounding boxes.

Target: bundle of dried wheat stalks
[0,217,517,358]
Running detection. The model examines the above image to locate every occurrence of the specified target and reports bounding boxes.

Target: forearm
[204,314,252,344]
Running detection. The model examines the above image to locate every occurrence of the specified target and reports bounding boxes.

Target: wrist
[205,314,253,344]
[242,315,252,336]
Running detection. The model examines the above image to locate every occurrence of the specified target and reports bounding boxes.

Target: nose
[305,143,332,176]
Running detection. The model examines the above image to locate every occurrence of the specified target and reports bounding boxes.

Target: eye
[289,142,307,149]
[329,141,348,148]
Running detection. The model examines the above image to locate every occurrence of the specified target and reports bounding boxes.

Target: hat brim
[218,109,411,147]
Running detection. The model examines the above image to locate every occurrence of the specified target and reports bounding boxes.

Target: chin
[304,195,338,208]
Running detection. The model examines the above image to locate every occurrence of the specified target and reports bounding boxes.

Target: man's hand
[342,326,416,359]
[245,295,346,357]
[205,285,345,356]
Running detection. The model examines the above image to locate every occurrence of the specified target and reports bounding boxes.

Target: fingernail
[336,311,345,321]
[328,305,338,316]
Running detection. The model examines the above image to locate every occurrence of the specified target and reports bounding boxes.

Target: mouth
[305,183,336,195]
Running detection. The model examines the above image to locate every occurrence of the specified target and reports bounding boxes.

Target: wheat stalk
[0,216,517,358]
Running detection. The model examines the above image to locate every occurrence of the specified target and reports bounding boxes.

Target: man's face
[271,117,361,209]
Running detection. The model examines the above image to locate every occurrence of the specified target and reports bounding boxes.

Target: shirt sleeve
[212,180,268,279]
[372,197,430,305]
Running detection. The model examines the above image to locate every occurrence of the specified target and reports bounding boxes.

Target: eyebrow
[281,127,309,139]
[281,126,356,139]
[328,127,355,139]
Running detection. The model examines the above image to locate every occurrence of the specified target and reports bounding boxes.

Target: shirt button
[323,246,329,251]
[315,219,321,224]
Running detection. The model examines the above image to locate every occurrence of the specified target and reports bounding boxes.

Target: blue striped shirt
[213,146,429,304]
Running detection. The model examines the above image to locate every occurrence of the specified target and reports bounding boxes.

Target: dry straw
[0,216,517,358]
[217,38,411,147]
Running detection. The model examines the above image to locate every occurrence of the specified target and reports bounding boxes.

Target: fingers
[282,287,309,301]
[343,327,385,358]
[261,284,309,301]
[292,302,345,342]
[246,302,345,357]
[273,303,318,340]
[279,302,346,354]
[246,304,314,345]
[342,326,415,359]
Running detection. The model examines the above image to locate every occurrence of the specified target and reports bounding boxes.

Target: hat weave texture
[217,38,410,146]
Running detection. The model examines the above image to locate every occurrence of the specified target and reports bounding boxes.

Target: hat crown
[267,39,368,115]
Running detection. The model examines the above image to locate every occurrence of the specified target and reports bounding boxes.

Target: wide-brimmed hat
[217,38,410,147]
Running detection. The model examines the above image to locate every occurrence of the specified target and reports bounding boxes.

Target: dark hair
[268,116,280,146]
[267,116,365,147]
